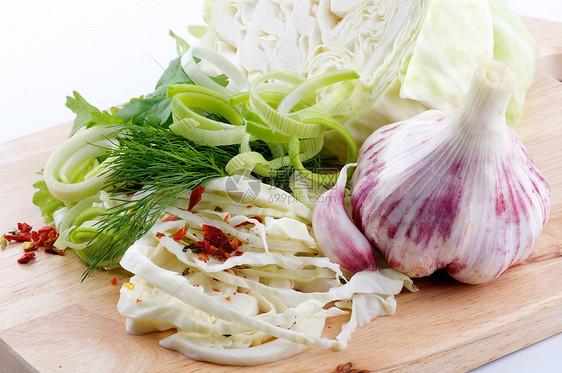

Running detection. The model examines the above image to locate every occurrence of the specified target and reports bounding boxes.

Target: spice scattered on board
[2,222,61,264]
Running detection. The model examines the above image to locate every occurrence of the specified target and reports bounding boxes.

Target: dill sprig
[79,125,326,280]
[81,125,239,280]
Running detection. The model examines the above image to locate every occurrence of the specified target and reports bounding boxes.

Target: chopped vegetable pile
[117,179,415,365]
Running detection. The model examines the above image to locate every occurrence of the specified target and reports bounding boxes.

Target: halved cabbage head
[198,0,537,157]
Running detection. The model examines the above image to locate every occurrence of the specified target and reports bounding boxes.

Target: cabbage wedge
[198,0,537,158]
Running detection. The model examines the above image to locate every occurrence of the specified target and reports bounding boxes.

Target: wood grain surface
[1,17,561,373]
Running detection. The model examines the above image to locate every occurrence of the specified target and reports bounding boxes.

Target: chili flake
[109,277,117,285]
[45,246,65,256]
[193,225,241,262]
[17,252,36,264]
[188,186,205,211]
[234,216,263,228]
[4,223,61,263]
[136,299,142,303]
[32,226,59,251]
[4,232,32,243]
[231,237,242,250]
[225,296,231,301]
[161,215,177,222]
[155,232,165,239]
[37,226,53,235]
[18,223,33,233]
[173,226,187,241]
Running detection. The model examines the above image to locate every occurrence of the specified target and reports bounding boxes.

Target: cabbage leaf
[199,0,537,157]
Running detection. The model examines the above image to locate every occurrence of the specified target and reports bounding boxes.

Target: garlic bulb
[350,61,550,284]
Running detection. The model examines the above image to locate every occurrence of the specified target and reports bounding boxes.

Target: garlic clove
[312,164,377,273]
[350,61,550,284]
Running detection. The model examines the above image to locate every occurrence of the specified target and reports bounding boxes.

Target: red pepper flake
[173,227,187,241]
[197,252,209,262]
[155,232,165,239]
[231,237,242,250]
[225,296,231,301]
[37,226,53,235]
[234,251,243,256]
[188,186,205,212]
[234,216,263,228]
[193,225,241,262]
[223,214,230,222]
[40,230,59,250]
[45,246,65,256]
[109,277,117,285]
[136,299,142,303]
[4,223,62,263]
[4,232,32,243]
[246,206,252,209]
[18,223,33,233]
[234,221,253,228]
[17,252,36,264]
[161,215,177,222]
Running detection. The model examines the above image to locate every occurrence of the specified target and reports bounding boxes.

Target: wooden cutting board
[1,17,561,373]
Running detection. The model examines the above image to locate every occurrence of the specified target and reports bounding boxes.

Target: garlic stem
[452,61,515,137]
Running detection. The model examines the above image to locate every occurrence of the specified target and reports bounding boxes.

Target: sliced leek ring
[44,125,119,203]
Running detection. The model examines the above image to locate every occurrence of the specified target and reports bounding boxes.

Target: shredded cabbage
[198,0,537,160]
[117,177,415,365]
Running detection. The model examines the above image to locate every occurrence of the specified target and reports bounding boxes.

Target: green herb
[32,180,65,224]
[168,30,190,56]
[81,125,239,279]
[65,91,122,136]
[115,57,229,129]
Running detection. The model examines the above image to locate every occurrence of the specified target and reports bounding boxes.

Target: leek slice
[289,137,338,186]
[245,120,291,143]
[248,90,323,138]
[170,117,247,146]
[44,125,119,203]
[226,137,323,177]
[171,92,244,129]
[276,70,359,114]
[181,45,249,94]
[298,111,358,164]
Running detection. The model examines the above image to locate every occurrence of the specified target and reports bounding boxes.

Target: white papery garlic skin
[350,61,550,284]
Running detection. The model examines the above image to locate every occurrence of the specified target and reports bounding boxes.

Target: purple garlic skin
[350,61,550,284]
[312,164,377,273]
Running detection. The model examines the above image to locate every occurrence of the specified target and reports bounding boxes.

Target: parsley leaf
[116,56,230,128]
[32,181,65,224]
[65,91,122,136]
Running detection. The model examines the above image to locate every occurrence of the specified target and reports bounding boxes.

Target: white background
[0,1,560,371]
